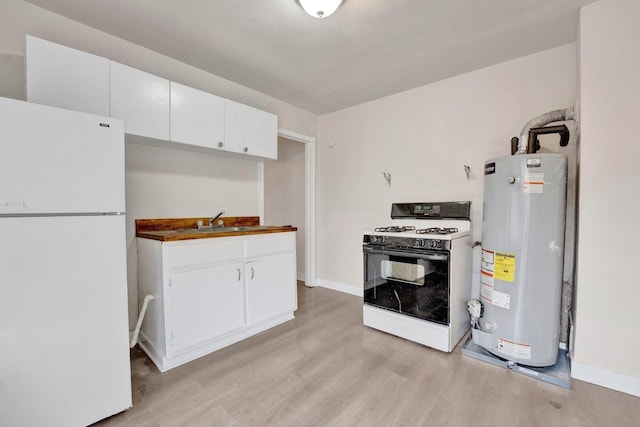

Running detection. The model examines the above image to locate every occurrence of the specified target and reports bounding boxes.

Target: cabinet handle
[250,266,255,280]
[237,268,241,281]
[243,147,248,153]
[218,141,224,148]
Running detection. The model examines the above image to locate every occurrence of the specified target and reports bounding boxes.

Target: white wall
[0,53,24,100]
[0,0,318,329]
[573,0,640,395]
[264,138,306,279]
[316,44,577,295]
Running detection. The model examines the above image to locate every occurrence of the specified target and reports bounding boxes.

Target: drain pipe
[130,294,155,348]
[514,107,575,154]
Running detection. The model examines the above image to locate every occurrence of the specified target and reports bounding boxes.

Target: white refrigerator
[0,97,132,426]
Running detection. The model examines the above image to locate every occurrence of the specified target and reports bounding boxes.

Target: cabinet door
[110,61,170,140]
[224,99,278,159]
[170,82,225,150]
[246,253,296,325]
[169,262,245,353]
[26,35,110,116]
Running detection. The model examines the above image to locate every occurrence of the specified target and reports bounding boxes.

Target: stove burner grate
[416,227,459,235]
[374,225,416,233]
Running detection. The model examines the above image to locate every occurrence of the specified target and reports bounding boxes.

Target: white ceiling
[25,0,596,114]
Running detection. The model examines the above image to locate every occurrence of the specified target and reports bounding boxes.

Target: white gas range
[362,201,473,352]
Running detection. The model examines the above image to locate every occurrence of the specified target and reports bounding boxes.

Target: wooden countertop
[135,217,297,242]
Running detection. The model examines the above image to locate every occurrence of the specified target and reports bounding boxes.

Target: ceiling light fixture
[298,0,343,19]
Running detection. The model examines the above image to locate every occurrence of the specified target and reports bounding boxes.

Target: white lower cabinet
[246,253,296,325]
[136,232,296,372]
[169,262,245,354]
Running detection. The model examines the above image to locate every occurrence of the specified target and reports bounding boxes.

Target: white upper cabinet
[110,61,170,141]
[26,36,110,116]
[170,82,225,150]
[25,36,278,160]
[225,99,278,160]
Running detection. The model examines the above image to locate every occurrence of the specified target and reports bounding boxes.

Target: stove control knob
[416,239,426,247]
[430,240,439,248]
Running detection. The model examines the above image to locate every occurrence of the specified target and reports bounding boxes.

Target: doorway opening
[262,128,316,286]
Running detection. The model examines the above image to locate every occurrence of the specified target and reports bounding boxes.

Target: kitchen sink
[177,226,264,233]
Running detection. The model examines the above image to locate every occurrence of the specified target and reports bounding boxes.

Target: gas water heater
[473,153,567,367]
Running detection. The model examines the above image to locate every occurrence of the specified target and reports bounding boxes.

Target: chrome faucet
[209,210,225,226]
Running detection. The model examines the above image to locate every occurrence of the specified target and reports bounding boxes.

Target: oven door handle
[363,246,448,261]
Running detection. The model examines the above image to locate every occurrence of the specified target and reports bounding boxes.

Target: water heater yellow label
[494,252,515,282]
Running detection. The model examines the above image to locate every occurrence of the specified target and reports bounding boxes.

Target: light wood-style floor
[96,283,640,427]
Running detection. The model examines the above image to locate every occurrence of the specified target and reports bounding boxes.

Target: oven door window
[364,248,449,325]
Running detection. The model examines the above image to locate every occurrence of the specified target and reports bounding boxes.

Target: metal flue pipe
[515,107,575,154]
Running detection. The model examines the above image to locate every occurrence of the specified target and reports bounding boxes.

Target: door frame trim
[276,128,316,287]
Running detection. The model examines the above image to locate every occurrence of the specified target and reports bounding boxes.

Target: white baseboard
[315,279,363,297]
[297,271,305,282]
[571,361,640,397]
